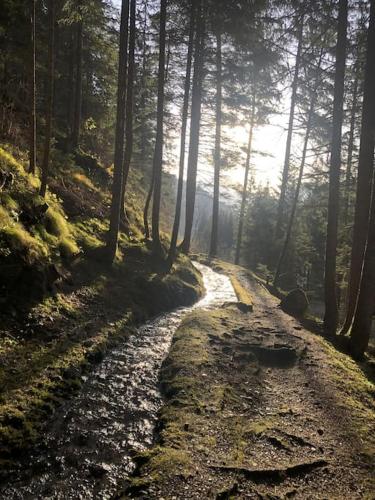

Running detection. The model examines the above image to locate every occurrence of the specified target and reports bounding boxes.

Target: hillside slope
[0,144,203,470]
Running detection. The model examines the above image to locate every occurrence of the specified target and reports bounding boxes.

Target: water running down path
[1,264,237,500]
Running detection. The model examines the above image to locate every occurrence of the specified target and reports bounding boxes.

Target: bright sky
[223,119,288,190]
[112,0,291,193]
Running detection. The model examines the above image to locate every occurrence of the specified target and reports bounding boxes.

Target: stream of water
[1,263,237,500]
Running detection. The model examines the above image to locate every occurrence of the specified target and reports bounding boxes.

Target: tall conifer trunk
[348,0,375,356]
[40,0,56,197]
[323,0,348,335]
[106,0,129,262]
[168,0,195,265]
[29,0,37,175]
[209,29,222,258]
[275,13,304,239]
[181,0,205,254]
[274,49,323,287]
[71,9,83,151]
[235,96,255,266]
[151,0,167,255]
[340,0,375,336]
[119,0,136,224]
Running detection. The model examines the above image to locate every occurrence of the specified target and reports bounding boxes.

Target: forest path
[231,269,375,497]
[129,263,375,499]
[0,264,236,499]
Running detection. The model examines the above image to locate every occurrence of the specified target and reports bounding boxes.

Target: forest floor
[125,261,375,499]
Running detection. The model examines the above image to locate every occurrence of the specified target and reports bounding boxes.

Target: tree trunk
[338,58,360,315]
[168,0,195,265]
[209,29,222,258]
[343,65,359,227]
[181,0,205,254]
[67,29,75,139]
[40,0,56,198]
[29,0,37,175]
[350,175,375,358]
[143,173,153,239]
[323,0,348,336]
[235,97,255,266]
[119,0,136,223]
[274,13,304,239]
[140,0,148,165]
[340,0,375,336]
[348,0,375,357]
[106,0,130,262]
[274,49,323,287]
[71,10,83,151]
[150,0,167,255]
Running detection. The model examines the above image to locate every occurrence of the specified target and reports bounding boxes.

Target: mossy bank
[0,144,204,472]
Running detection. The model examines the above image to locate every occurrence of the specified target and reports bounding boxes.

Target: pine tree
[151,0,167,255]
[40,0,56,198]
[181,0,205,254]
[209,28,222,258]
[323,0,348,335]
[168,0,195,265]
[348,0,375,357]
[106,0,130,262]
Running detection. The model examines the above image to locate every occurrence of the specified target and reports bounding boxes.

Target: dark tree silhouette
[120,0,136,226]
[29,0,37,175]
[235,96,255,266]
[151,0,167,255]
[275,12,304,239]
[209,29,222,258]
[106,0,130,262]
[181,0,205,254]
[168,0,195,265]
[323,0,348,335]
[348,0,375,357]
[40,0,56,197]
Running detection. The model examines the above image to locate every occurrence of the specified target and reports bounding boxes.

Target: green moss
[2,223,49,262]
[45,208,69,238]
[59,237,79,258]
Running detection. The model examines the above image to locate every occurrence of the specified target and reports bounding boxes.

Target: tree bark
[40,0,56,198]
[209,29,222,258]
[29,0,37,175]
[348,0,375,357]
[151,0,167,255]
[106,0,130,262]
[71,9,83,151]
[340,0,375,336]
[140,0,148,165]
[235,97,255,266]
[181,0,205,254]
[119,0,136,223]
[343,65,359,227]
[350,177,375,358]
[275,12,304,239]
[274,49,323,287]
[323,0,348,336]
[168,0,195,265]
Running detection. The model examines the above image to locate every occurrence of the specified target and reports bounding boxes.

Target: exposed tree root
[210,459,328,483]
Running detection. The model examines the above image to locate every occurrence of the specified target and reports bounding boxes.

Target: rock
[236,301,253,313]
[280,289,309,317]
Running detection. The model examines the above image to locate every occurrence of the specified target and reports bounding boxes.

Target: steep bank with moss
[0,143,203,470]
